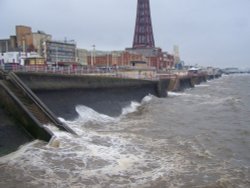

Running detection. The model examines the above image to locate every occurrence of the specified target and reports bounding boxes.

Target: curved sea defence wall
[0,107,32,157]
[1,72,169,130]
[191,75,207,85]
[14,72,169,118]
[15,72,169,98]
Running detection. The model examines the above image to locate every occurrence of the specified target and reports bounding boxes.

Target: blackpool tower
[132,0,155,49]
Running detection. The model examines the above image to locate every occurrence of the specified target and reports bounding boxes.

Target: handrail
[8,72,60,125]
[8,72,76,135]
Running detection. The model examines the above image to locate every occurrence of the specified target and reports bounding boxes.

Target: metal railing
[1,64,206,81]
[7,65,161,80]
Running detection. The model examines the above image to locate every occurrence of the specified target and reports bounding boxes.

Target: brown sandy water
[0,74,249,187]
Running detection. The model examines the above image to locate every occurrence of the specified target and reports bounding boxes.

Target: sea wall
[191,75,207,85]
[156,79,170,97]
[168,77,194,91]
[15,72,164,94]
[14,72,169,118]
[1,71,32,156]
[0,107,32,157]
[0,81,53,142]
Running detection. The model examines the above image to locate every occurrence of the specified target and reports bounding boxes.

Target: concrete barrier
[156,79,170,97]
[167,76,194,91]
[0,81,53,142]
[0,107,32,157]
[1,72,169,130]
[191,75,207,85]
[16,72,154,89]
[15,72,168,98]
[9,72,169,119]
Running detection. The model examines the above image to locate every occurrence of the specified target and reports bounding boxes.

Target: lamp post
[56,46,58,68]
[106,52,109,69]
[91,44,95,67]
[91,49,93,67]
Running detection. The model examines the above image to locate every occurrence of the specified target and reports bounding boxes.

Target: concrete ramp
[0,71,76,142]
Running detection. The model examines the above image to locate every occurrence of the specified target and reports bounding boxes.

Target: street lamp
[91,44,95,67]
[106,52,109,69]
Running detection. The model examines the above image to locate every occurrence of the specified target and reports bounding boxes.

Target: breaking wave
[59,95,153,128]
[168,91,191,97]
[195,84,210,87]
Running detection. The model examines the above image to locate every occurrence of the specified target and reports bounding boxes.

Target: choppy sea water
[0,74,250,188]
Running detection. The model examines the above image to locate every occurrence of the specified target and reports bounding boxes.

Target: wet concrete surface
[35,86,155,120]
[0,108,32,157]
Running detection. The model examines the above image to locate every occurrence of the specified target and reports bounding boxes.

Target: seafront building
[0,1,178,70]
[0,51,46,70]
[0,36,18,53]
[86,50,148,68]
[15,25,33,51]
[0,23,176,70]
[0,25,78,67]
[0,1,178,71]
[76,48,88,66]
[43,40,76,67]
[32,31,52,56]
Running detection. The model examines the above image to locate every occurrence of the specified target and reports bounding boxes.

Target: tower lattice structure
[133,0,155,49]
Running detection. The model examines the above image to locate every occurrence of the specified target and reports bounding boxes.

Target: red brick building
[147,52,175,69]
[87,51,148,67]
[87,50,175,69]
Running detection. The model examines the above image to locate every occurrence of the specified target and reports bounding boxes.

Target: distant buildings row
[0,25,179,69]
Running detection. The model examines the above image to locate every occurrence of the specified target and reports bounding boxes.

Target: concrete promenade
[8,65,216,90]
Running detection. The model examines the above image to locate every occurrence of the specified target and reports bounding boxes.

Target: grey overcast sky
[0,0,250,68]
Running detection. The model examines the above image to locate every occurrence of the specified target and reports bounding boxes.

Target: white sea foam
[0,128,184,187]
[58,105,118,133]
[120,95,153,116]
[59,94,153,127]
[195,84,210,87]
[200,96,242,105]
[121,101,140,116]
[0,140,42,162]
[56,95,154,138]
[142,94,153,103]
[76,105,116,124]
[168,92,190,97]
